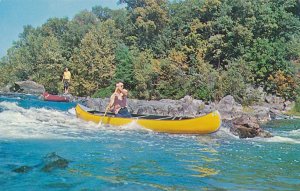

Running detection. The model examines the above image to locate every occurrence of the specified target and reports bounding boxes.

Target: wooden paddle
[98,105,110,127]
[98,91,116,127]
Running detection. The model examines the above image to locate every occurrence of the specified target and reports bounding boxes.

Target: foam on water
[214,126,239,139]
[258,136,300,144]
[289,129,300,136]
[0,101,151,140]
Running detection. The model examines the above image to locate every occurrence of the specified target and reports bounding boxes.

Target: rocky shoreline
[1,80,296,139]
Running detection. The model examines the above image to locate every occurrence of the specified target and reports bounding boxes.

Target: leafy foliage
[113,44,135,90]
[1,0,300,103]
[294,96,300,112]
[70,19,121,96]
[267,70,298,100]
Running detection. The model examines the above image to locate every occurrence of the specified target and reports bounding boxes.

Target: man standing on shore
[62,67,71,94]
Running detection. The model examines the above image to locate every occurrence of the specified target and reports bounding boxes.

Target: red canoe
[42,92,70,102]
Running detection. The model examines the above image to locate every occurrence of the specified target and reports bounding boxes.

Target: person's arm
[117,85,128,96]
[108,93,116,111]
[121,89,128,96]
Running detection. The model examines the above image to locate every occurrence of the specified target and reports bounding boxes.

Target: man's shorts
[63,80,69,89]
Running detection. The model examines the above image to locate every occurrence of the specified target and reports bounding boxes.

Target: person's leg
[66,81,69,94]
[124,108,132,118]
[64,82,67,94]
[116,108,131,118]
[64,81,69,94]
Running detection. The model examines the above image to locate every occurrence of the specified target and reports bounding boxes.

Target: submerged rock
[12,165,33,173]
[41,152,70,172]
[11,152,70,174]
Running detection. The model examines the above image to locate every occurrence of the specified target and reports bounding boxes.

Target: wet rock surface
[230,115,273,138]
[12,152,70,173]
[41,152,70,172]
[12,166,33,173]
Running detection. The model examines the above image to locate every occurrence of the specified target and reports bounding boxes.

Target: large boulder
[250,106,271,122]
[217,95,243,120]
[230,115,272,138]
[180,95,204,116]
[84,97,108,111]
[0,84,13,93]
[12,80,45,94]
[265,95,285,110]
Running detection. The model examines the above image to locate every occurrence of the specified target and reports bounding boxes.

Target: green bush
[92,86,114,98]
[195,85,212,101]
[294,96,300,112]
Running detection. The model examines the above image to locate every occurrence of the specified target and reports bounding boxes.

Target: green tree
[30,35,65,93]
[41,17,69,40]
[132,49,160,99]
[70,19,121,96]
[119,0,169,49]
[92,6,113,21]
[114,44,135,89]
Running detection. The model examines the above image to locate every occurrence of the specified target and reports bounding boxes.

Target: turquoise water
[0,94,299,190]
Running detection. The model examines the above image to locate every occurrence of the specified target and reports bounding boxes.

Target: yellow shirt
[63,71,71,80]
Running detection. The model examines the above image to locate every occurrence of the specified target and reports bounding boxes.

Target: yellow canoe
[75,104,221,134]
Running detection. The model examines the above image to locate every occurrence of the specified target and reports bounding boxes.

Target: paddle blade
[97,120,103,128]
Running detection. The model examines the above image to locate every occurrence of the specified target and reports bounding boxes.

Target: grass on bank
[285,96,300,117]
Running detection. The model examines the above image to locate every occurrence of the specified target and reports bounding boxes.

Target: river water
[0,94,299,190]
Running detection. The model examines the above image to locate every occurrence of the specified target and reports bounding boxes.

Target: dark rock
[11,153,70,174]
[232,126,258,138]
[233,115,260,129]
[12,165,33,173]
[230,115,272,138]
[41,152,70,172]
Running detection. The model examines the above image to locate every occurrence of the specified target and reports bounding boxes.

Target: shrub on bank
[294,96,300,113]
